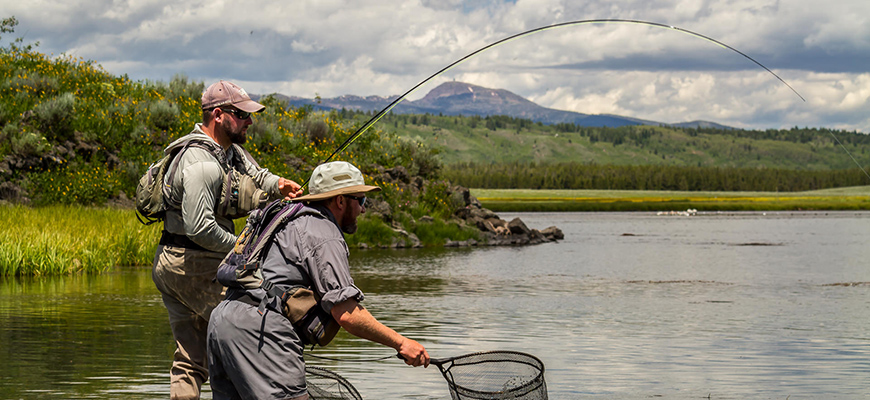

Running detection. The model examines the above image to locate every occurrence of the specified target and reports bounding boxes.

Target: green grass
[1,205,161,276]
[2,202,481,276]
[472,187,870,212]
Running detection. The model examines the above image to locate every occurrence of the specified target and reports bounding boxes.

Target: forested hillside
[360,110,869,170]
[320,110,870,191]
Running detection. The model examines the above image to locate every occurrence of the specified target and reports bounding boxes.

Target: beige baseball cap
[201,80,265,113]
[294,161,380,202]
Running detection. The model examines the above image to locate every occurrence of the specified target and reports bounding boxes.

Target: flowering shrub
[1,17,473,254]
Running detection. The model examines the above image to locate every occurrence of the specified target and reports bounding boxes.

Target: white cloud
[1,0,868,132]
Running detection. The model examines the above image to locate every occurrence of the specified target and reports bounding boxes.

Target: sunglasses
[343,194,366,207]
[220,108,251,120]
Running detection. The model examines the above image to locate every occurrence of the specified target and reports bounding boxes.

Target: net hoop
[305,365,364,400]
[434,350,547,400]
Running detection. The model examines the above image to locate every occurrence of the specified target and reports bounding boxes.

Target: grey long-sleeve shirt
[255,203,365,313]
[162,124,284,253]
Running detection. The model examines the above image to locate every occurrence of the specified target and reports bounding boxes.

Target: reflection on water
[1,211,869,399]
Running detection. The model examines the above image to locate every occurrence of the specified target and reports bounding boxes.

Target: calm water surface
[1,211,869,399]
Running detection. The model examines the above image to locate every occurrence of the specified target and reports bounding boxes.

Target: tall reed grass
[1,204,161,276]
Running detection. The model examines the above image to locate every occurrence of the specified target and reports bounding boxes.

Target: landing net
[306,365,363,400]
[434,351,547,400]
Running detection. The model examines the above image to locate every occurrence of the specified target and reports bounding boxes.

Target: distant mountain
[259,82,733,129]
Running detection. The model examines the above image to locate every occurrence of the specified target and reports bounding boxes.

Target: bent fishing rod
[302,19,867,186]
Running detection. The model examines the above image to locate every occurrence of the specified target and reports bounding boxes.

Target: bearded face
[337,195,365,234]
[340,206,358,234]
[221,117,247,145]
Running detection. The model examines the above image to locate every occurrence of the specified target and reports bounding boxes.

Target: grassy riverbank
[473,186,870,212]
[0,203,481,276]
[0,205,162,275]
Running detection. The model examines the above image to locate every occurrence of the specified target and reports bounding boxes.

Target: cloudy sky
[3,0,868,132]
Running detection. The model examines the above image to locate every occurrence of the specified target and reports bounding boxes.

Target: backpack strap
[239,201,307,315]
[244,201,305,260]
[162,137,228,210]
[231,144,261,169]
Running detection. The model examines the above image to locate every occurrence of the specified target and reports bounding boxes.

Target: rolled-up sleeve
[307,238,364,312]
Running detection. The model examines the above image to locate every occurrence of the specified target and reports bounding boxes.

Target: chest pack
[135,137,269,225]
[215,200,340,347]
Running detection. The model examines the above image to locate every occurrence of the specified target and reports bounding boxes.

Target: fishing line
[302,18,808,188]
[825,132,870,181]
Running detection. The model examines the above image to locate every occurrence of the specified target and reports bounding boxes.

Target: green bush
[167,74,204,100]
[343,216,397,248]
[2,73,59,97]
[411,219,479,246]
[149,99,179,131]
[29,163,126,205]
[9,126,49,157]
[34,92,75,141]
[306,119,332,145]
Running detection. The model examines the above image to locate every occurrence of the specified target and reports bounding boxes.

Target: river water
[1,211,869,399]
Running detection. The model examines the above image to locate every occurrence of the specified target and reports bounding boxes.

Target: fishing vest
[164,135,270,220]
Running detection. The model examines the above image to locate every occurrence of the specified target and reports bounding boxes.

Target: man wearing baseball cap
[207,161,430,400]
[152,80,304,400]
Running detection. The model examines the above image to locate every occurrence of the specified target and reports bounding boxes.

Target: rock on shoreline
[449,185,563,247]
[360,167,563,249]
[360,166,564,248]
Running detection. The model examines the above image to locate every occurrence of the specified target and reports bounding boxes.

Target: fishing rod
[301,19,841,188]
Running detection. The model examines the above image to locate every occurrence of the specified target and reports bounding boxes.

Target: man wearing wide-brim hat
[207,161,430,400]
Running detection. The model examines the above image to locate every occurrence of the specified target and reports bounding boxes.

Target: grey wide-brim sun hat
[294,161,380,202]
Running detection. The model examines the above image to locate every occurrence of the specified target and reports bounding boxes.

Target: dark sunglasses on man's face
[220,108,251,120]
[344,194,366,207]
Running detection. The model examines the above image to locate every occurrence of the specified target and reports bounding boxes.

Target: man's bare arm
[330,299,429,367]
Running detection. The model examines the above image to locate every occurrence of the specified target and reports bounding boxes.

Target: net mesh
[435,351,547,400]
[305,365,364,400]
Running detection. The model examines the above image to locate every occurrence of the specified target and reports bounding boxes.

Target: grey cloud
[1,0,867,132]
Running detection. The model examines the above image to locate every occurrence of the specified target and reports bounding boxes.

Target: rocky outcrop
[448,185,563,246]
[371,169,563,248]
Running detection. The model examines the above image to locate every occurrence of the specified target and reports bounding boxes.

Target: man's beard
[340,206,358,234]
[222,119,247,144]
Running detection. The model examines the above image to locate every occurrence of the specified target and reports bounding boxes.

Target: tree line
[343,108,868,148]
[443,162,869,192]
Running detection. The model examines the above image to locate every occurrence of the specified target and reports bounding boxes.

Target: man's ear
[334,195,347,211]
[212,108,225,124]
[326,195,344,213]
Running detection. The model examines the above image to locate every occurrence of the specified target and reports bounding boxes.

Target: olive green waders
[152,244,226,400]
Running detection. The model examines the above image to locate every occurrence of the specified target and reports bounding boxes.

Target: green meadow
[473,186,870,212]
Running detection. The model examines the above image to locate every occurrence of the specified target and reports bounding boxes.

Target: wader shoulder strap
[244,201,306,261]
[164,139,227,201]
[231,144,261,169]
